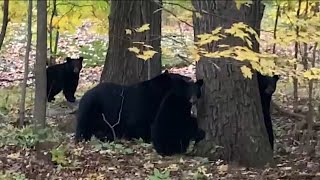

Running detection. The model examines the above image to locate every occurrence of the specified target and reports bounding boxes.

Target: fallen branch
[272,101,305,119]
[101,88,125,140]
[0,76,35,82]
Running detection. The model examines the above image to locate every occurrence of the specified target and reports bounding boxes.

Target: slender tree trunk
[293,0,302,112]
[48,0,57,66]
[0,0,9,50]
[19,0,33,128]
[192,0,272,167]
[100,0,162,85]
[272,5,280,54]
[34,0,47,128]
[54,30,59,57]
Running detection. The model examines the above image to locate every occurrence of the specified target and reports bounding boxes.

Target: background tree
[100,0,162,84]
[0,0,9,50]
[34,0,47,128]
[48,0,58,66]
[192,0,273,167]
[18,0,32,128]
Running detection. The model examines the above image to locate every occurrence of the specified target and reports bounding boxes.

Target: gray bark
[19,0,33,128]
[100,0,162,85]
[34,0,47,128]
[192,0,273,167]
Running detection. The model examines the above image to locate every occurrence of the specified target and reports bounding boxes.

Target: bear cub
[257,72,280,150]
[151,79,205,156]
[46,56,83,103]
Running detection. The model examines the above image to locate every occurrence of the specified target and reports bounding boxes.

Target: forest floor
[0,24,319,179]
[0,64,319,179]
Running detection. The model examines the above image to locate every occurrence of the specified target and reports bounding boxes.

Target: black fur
[75,70,204,143]
[46,57,83,102]
[257,72,280,150]
[151,92,205,156]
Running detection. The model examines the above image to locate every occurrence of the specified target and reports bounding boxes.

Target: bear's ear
[196,79,204,87]
[79,57,84,62]
[163,70,169,74]
[66,57,71,62]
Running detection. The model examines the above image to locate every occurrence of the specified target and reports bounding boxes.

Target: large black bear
[75,70,204,143]
[257,72,280,150]
[46,57,83,103]
[151,85,205,156]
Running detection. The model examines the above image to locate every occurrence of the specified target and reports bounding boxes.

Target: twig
[152,0,193,28]
[101,88,125,140]
[101,113,116,140]
[159,0,274,34]
[176,54,192,64]
[272,101,305,119]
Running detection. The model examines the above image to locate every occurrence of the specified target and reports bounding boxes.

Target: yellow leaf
[217,44,230,48]
[143,44,154,49]
[125,29,132,35]
[240,66,253,79]
[128,47,140,54]
[132,41,145,45]
[136,54,148,61]
[135,24,150,32]
[195,33,223,46]
[188,46,201,61]
[143,50,157,57]
[137,50,158,61]
[211,27,222,35]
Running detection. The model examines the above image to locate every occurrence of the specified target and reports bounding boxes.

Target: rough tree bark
[192,0,273,167]
[34,0,47,128]
[19,0,33,128]
[0,0,9,50]
[100,0,162,85]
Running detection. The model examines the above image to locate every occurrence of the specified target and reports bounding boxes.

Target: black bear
[46,57,83,103]
[257,72,280,150]
[75,70,204,143]
[151,87,205,156]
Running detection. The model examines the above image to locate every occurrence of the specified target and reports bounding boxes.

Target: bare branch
[101,88,125,140]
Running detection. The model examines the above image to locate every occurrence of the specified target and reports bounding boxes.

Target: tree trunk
[192,0,273,167]
[293,0,302,112]
[19,0,33,128]
[34,0,47,128]
[0,0,9,50]
[48,0,57,66]
[100,0,162,85]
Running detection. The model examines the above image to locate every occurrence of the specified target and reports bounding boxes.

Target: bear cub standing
[46,57,83,103]
[257,72,279,150]
[151,80,205,156]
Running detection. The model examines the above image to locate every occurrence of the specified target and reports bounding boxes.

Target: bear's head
[163,70,204,105]
[66,57,84,73]
[257,72,279,95]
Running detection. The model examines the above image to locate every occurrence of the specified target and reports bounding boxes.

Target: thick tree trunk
[0,0,9,50]
[34,0,47,128]
[100,0,162,85]
[192,0,273,167]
